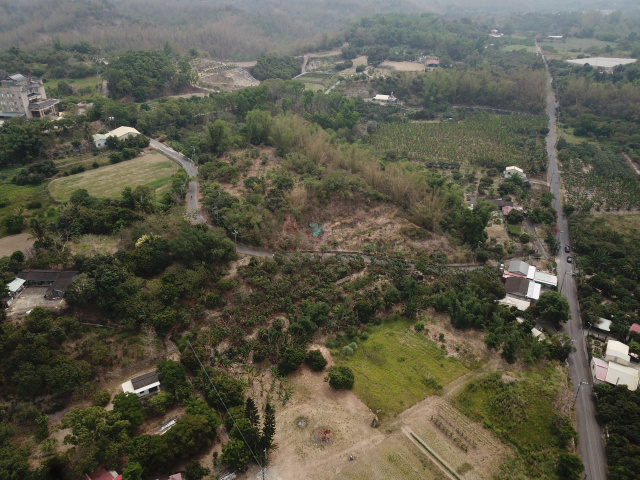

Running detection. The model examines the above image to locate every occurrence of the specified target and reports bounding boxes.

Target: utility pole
[262,448,267,480]
[573,380,588,407]
[191,145,196,163]
[232,229,238,251]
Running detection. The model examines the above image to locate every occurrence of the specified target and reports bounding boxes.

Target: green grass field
[48,152,180,202]
[502,45,536,53]
[44,76,101,94]
[337,319,469,418]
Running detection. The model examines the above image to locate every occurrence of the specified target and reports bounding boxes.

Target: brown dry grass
[378,61,425,72]
[0,233,35,257]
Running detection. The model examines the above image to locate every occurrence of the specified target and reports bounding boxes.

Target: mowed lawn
[338,320,469,418]
[48,152,180,202]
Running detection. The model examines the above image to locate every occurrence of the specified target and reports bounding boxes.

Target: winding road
[149,139,205,224]
[537,40,607,480]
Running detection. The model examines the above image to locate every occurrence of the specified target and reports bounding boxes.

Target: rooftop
[498,295,530,311]
[109,126,140,137]
[29,98,59,110]
[131,371,160,390]
[629,323,640,335]
[595,317,612,332]
[505,276,529,296]
[592,357,609,382]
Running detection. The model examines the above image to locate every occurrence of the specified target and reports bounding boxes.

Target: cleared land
[378,61,425,72]
[337,319,469,419]
[567,57,636,68]
[48,152,180,201]
[0,233,36,257]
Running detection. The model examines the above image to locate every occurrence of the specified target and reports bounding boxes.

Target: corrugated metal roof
[131,371,159,390]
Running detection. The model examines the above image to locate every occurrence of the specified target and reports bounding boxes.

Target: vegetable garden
[367,113,548,175]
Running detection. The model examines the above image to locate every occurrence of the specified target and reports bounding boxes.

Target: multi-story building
[0,73,59,120]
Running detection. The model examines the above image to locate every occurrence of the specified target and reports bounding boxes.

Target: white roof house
[504,166,526,180]
[93,126,141,148]
[606,340,631,366]
[121,371,160,398]
[372,93,397,103]
[606,362,639,391]
[534,271,558,288]
[592,356,639,391]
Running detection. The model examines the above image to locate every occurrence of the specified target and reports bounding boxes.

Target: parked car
[567,256,573,263]
[565,245,571,253]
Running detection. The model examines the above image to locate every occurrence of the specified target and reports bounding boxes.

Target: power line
[186,340,265,475]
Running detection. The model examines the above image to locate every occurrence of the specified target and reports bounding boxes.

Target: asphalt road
[149,139,205,224]
[537,40,608,480]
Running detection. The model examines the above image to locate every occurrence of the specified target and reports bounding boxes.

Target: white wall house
[504,166,526,180]
[591,357,639,391]
[372,93,397,104]
[93,126,141,148]
[121,371,160,398]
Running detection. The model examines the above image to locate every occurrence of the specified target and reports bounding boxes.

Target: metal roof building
[606,340,631,366]
[121,371,160,398]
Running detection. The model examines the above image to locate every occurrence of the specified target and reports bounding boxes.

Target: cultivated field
[48,152,180,201]
[368,114,548,175]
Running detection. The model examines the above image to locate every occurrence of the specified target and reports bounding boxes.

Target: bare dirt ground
[0,232,35,257]
[622,152,640,175]
[234,325,509,480]
[378,61,425,72]
[7,286,67,319]
[485,217,511,246]
[201,69,259,91]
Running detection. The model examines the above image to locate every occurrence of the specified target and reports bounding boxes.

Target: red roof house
[629,323,640,335]
[84,469,122,480]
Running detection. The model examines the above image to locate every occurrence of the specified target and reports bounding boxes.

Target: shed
[426,59,440,67]
[84,469,122,480]
[372,93,397,103]
[121,371,160,398]
[7,277,26,295]
[93,133,108,148]
[595,317,612,332]
[17,269,77,299]
[605,340,631,366]
[629,323,640,336]
[534,271,558,288]
[498,295,530,311]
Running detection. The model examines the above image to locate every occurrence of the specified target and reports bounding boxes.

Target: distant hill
[0,0,633,59]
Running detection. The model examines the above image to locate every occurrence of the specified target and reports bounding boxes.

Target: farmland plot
[367,113,548,176]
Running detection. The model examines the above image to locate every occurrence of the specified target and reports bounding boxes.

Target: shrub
[414,322,425,332]
[305,349,328,371]
[26,200,42,209]
[342,346,354,356]
[277,347,305,376]
[92,388,111,407]
[252,344,268,363]
[326,366,354,389]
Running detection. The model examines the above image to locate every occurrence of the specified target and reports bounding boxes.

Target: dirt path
[401,426,458,480]
[622,152,640,175]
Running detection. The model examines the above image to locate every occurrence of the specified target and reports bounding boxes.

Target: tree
[537,291,570,327]
[206,120,231,156]
[156,359,189,399]
[556,452,583,480]
[246,109,272,145]
[277,347,305,376]
[326,366,355,389]
[184,396,221,432]
[184,460,210,480]
[122,461,143,480]
[305,349,328,371]
[126,434,171,473]
[506,209,525,224]
[221,438,250,471]
[245,397,260,428]
[164,415,214,459]
[260,402,276,454]
[169,224,236,265]
[2,215,24,235]
[112,393,146,431]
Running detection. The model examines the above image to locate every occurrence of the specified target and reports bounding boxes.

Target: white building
[591,357,639,391]
[605,340,631,366]
[504,166,527,180]
[121,371,160,398]
[93,126,141,148]
[372,93,397,104]
[533,271,558,289]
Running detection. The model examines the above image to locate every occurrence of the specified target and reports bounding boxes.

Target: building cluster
[3,269,77,308]
[0,73,59,121]
[93,126,141,148]
[591,336,640,391]
[498,260,558,311]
